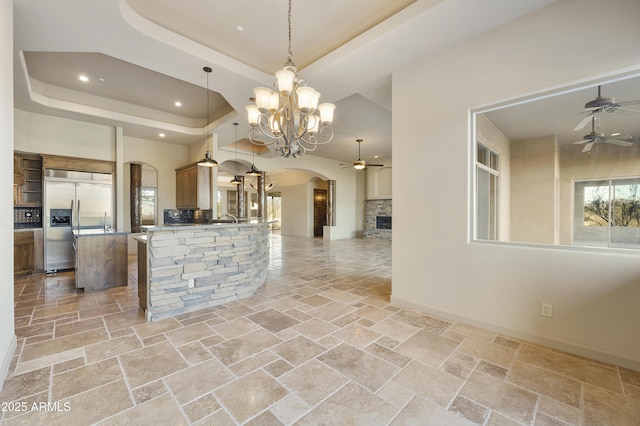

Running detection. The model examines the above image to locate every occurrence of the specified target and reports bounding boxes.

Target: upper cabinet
[14,153,42,207]
[175,162,211,209]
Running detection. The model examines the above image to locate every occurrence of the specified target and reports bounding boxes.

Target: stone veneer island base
[139,221,269,321]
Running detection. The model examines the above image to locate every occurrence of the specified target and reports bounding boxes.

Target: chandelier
[246,0,335,158]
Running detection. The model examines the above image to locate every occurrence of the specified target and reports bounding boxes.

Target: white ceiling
[482,73,640,149]
[13,0,561,163]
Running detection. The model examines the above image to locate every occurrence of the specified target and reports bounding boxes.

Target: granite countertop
[72,229,129,236]
[133,234,147,243]
[142,219,268,232]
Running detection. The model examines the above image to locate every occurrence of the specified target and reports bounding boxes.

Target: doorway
[267,192,282,231]
[314,189,327,237]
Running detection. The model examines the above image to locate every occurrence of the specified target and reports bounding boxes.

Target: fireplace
[376,216,392,230]
[363,199,392,239]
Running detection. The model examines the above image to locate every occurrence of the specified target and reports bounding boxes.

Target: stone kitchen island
[138,221,269,321]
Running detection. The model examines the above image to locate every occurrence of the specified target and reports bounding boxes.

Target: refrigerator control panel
[50,209,72,227]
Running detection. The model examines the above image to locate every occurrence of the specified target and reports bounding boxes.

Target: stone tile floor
[2,234,639,425]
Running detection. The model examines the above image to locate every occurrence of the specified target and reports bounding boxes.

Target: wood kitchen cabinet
[74,231,128,291]
[175,162,211,209]
[14,231,34,275]
[14,153,42,207]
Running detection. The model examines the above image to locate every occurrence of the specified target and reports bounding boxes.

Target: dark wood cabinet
[175,162,210,209]
[75,233,128,291]
[137,237,147,310]
[14,153,42,207]
[14,231,34,275]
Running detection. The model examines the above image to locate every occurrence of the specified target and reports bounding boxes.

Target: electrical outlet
[541,302,553,318]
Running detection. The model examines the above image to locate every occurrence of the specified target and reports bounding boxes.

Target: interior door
[314,189,327,237]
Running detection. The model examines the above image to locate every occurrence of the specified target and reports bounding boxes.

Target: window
[140,187,156,225]
[476,143,500,240]
[472,72,640,251]
[574,178,640,248]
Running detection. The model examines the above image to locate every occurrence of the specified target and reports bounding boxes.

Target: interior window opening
[472,72,640,251]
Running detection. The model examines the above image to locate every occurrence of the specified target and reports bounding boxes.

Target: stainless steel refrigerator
[44,170,113,272]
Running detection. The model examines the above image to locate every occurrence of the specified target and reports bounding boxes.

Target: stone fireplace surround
[363,199,392,239]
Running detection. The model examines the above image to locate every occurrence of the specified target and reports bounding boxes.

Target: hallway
[2,235,639,425]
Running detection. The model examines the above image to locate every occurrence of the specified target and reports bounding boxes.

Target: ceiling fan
[573,116,633,152]
[574,85,640,131]
[340,139,384,169]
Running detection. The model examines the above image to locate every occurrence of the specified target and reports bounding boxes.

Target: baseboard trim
[391,296,639,372]
[0,335,17,392]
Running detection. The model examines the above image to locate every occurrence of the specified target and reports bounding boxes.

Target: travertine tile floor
[2,234,639,425]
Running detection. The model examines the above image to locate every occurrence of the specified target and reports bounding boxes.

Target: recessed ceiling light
[374,155,379,159]
[99,78,105,82]
[236,25,244,32]
[158,133,166,138]
[611,132,621,136]
[174,101,182,107]
[78,75,89,82]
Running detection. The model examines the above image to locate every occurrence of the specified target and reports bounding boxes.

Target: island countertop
[72,229,129,236]
[141,219,267,232]
[139,220,269,321]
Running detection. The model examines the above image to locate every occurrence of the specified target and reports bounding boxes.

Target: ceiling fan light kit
[340,139,384,169]
[575,85,640,131]
[246,0,335,158]
[573,115,633,153]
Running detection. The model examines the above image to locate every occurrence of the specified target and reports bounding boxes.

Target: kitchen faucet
[221,213,238,223]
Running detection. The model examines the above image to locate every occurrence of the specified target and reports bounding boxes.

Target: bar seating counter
[139,220,269,321]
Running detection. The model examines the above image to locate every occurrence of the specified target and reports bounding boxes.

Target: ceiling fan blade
[573,139,589,145]
[616,99,640,107]
[582,142,595,153]
[615,107,640,115]
[607,133,632,140]
[604,138,633,147]
[574,114,595,131]
[367,164,385,167]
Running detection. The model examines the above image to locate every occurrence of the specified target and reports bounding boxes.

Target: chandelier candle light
[246,0,335,158]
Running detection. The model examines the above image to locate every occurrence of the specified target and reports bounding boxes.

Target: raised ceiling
[13,0,560,163]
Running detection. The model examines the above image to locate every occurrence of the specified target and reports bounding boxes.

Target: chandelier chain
[287,0,292,64]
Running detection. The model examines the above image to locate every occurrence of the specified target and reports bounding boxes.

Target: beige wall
[510,135,558,244]
[393,0,640,369]
[0,0,15,391]
[365,159,392,200]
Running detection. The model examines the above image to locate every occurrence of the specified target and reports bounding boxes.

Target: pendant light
[246,139,262,176]
[230,122,242,185]
[197,66,218,167]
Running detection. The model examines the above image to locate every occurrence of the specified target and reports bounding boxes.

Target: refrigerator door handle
[77,199,81,231]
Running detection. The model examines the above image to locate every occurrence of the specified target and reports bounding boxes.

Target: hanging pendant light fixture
[250,178,274,191]
[245,0,335,158]
[197,66,218,167]
[230,122,242,185]
[246,141,262,176]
